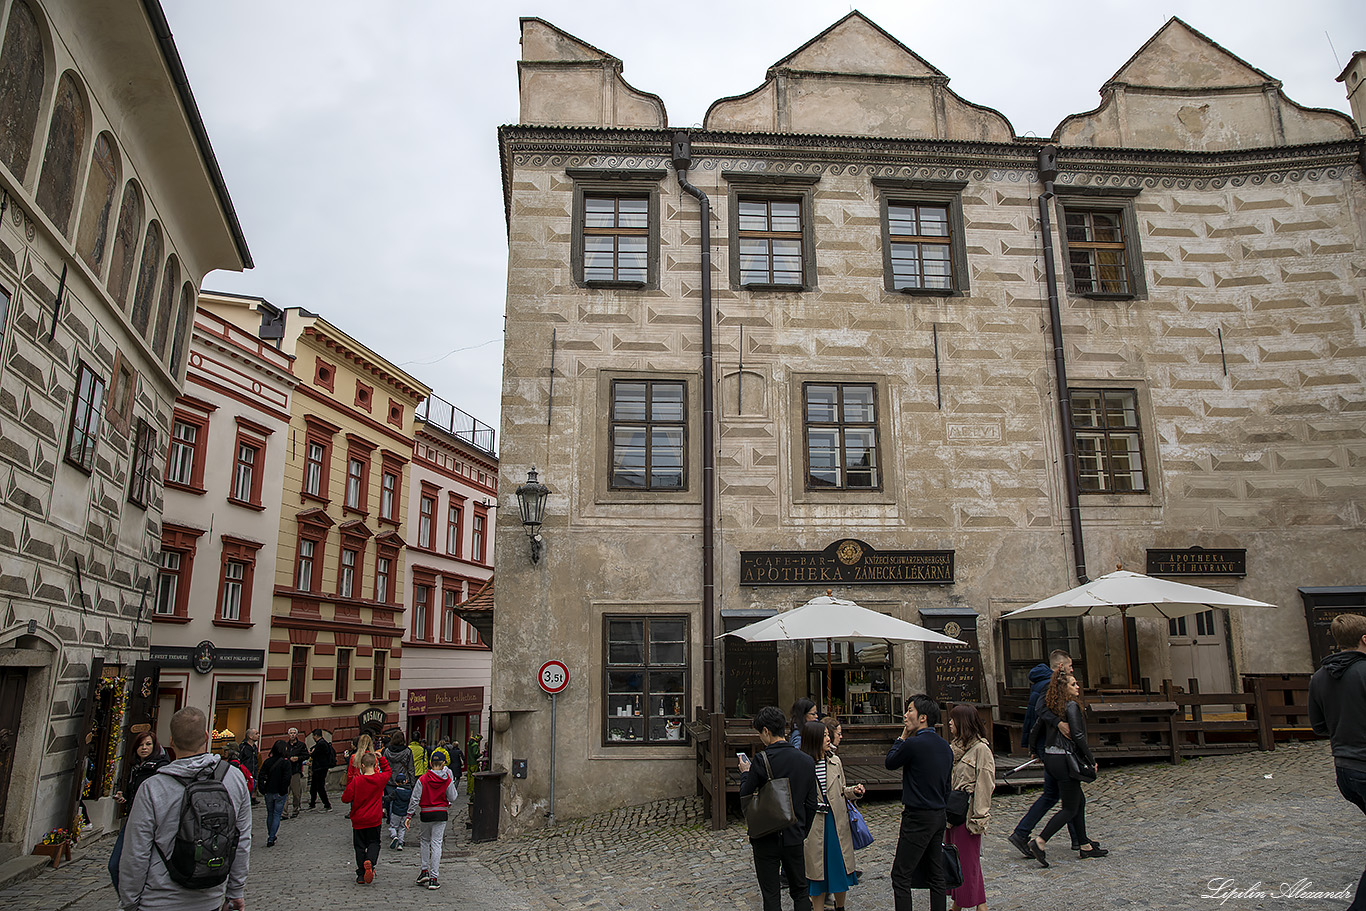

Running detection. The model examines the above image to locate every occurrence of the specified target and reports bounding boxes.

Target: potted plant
[33,827,73,867]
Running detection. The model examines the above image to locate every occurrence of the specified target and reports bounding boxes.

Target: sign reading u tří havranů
[739,539,954,586]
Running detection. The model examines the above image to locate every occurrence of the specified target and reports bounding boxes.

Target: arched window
[107,181,141,305]
[75,132,117,273]
[130,221,162,335]
[151,254,179,357]
[0,0,44,179]
[168,283,194,375]
[36,71,87,233]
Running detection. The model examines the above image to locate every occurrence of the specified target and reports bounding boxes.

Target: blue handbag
[847,801,874,849]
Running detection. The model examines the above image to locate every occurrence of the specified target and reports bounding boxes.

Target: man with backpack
[119,705,252,911]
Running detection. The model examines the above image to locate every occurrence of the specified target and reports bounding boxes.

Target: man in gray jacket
[119,706,252,911]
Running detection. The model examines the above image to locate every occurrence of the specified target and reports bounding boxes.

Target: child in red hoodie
[342,751,391,884]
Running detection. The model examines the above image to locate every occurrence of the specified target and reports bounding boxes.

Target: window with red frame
[339,541,365,599]
[303,437,328,498]
[418,494,435,549]
[372,649,388,700]
[446,497,464,557]
[442,588,458,641]
[380,470,398,521]
[374,554,391,603]
[345,452,369,512]
[165,413,208,491]
[412,584,431,641]
[230,436,265,507]
[295,523,328,592]
[153,525,202,620]
[216,537,260,624]
[334,648,352,701]
[471,508,487,563]
[289,646,310,703]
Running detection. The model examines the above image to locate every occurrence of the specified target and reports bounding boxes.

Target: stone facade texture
[492,13,1366,829]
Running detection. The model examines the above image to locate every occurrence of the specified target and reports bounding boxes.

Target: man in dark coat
[1308,613,1366,911]
[308,729,336,810]
[237,729,260,806]
[1009,649,1080,856]
[739,705,819,911]
[285,727,308,818]
[886,694,953,911]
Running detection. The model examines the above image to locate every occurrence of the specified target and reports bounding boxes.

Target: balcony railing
[416,395,496,454]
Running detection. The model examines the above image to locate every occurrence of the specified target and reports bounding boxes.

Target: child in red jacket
[342,752,391,884]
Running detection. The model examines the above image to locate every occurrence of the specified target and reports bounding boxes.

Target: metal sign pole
[548,692,557,825]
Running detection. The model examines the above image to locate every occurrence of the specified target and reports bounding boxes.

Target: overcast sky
[160,1,1363,449]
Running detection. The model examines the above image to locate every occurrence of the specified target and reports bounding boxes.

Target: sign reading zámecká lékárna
[739,539,953,586]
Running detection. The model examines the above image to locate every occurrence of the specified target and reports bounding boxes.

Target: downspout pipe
[672,132,717,712]
[1037,145,1089,584]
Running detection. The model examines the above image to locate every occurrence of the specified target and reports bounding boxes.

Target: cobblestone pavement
[3,741,1360,911]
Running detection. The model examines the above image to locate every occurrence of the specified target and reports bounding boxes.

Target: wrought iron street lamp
[515,466,550,563]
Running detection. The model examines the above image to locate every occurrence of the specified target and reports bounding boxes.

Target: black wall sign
[1146,547,1246,576]
[149,642,265,673]
[723,638,779,718]
[919,610,983,704]
[740,539,954,587]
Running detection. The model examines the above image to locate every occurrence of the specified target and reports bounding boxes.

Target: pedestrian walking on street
[946,704,995,911]
[739,705,819,911]
[1308,612,1366,911]
[800,719,865,911]
[117,706,252,911]
[1008,650,1079,858]
[225,746,255,796]
[790,698,818,748]
[886,694,954,911]
[1028,671,1106,867]
[309,729,336,810]
[108,731,167,889]
[404,750,459,890]
[259,740,293,847]
[285,727,308,818]
[343,751,392,885]
[383,731,416,850]
[409,736,427,777]
[238,729,261,806]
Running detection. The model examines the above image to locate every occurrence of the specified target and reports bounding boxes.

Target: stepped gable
[1054,17,1357,150]
[704,11,1014,141]
[517,18,666,128]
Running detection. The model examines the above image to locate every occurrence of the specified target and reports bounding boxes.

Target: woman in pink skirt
[947,704,995,911]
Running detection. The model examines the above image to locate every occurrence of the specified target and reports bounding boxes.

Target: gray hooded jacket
[118,751,252,911]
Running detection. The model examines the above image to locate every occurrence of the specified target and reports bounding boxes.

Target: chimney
[1337,50,1366,131]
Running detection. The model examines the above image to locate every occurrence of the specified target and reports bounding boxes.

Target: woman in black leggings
[1028,669,1108,867]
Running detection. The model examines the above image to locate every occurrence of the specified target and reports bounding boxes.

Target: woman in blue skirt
[799,720,866,911]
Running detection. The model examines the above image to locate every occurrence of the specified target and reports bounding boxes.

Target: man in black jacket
[309,729,336,810]
[237,729,260,806]
[739,705,818,911]
[285,727,309,818]
[1308,612,1366,911]
[886,694,953,911]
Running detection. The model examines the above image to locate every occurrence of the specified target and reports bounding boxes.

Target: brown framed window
[215,536,260,625]
[230,435,264,507]
[65,362,106,473]
[127,419,157,507]
[374,554,392,603]
[1002,617,1085,690]
[219,561,246,621]
[154,550,184,617]
[289,646,310,704]
[803,383,879,490]
[303,438,328,498]
[417,493,435,548]
[1064,210,1128,294]
[338,546,358,599]
[737,198,803,286]
[334,648,352,702]
[887,203,952,291]
[345,450,370,513]
[412,585,431,642]
[446,495,464,557]
[472,508,487,564]
[442,588,460,642]
[380,469,398,521]
[165,413,208,491]
[295,518,329,591]
[583,196,648,283]
[371,649,388,700]
[603,615,689,746]
[1070,388,1148,493]
[610,379,685,490]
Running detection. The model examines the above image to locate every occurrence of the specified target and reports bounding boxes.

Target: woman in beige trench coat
[799,720,865,911]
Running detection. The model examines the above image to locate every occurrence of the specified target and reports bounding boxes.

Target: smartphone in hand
[736,752,748,765]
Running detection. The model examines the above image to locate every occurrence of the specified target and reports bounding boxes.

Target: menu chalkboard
[920,610,984,704]
[724,639,778,718]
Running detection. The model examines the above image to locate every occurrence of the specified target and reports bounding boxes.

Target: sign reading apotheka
[407,686,483,716]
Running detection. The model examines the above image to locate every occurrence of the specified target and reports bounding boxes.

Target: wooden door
[1169,609,1233,695]
[0,668,28,833]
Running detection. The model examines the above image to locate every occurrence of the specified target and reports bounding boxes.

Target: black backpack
[155,760,240,889]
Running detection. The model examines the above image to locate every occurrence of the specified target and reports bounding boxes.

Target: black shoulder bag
[742,750,796,839]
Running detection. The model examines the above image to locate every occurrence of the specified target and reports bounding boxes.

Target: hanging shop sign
[408,686,485,716]
[148,641,265,674]
[1146,547,1246,577]
[740,539,954,586]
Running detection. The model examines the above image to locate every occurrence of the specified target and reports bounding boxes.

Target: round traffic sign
[539,660,569,694]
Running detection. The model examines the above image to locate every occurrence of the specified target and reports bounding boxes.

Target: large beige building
[492,13,1366,827]
[0,0,249,853]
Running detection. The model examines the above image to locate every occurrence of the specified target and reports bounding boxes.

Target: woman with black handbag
[800,721,865,911]
[1027,671,1109,867]
[946,705,994,910]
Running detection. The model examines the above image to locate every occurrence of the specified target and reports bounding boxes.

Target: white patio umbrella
[722,593,963,710]
[999,570,1276,686]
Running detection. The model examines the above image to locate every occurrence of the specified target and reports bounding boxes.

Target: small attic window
[388,400,403,427]
[314,359,335,392]
[355,382,373,412]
